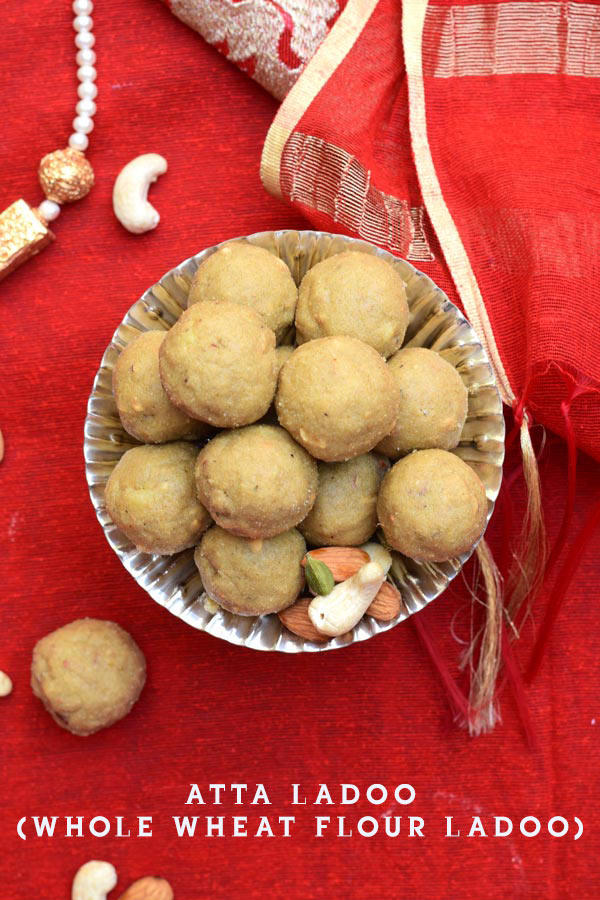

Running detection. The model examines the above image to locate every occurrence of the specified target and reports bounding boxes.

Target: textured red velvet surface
[0,2,599,898]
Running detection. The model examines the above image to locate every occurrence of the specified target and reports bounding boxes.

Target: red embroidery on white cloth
[281,132,434,261]
[424,1,600,78]
[169,0,341,99]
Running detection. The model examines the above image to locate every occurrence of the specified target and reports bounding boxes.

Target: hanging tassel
[463,539,503,735]
[413,398,549,734]
[411,613,471,723]
[506,413,548,627]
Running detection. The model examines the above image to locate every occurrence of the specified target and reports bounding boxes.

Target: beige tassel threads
[506,418,548,627]
[465,539,504,735]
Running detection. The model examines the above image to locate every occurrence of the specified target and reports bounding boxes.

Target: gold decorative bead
[38,148,94,204]
[0,199,55,281]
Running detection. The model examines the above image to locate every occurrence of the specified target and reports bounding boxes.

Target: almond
[278,597,329,643]
[366,581,402,621]
[302,547,369,582]
[117,877,174,900]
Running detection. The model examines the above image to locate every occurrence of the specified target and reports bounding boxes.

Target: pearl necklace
[0,0,97,280]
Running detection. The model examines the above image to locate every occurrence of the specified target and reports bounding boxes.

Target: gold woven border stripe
[281,132,434,261]
[260,0,378,199]
[402,0,514,406]
[425,2,600,78]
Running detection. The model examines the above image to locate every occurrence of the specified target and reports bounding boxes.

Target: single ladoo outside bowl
[84,230,505,653]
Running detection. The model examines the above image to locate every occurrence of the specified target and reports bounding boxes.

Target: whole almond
[302,547,369,582]
[366,581,402,621]
[117,877,174,900]
[278,598,329,643]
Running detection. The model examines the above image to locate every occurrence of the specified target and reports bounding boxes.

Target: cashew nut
[0,670,12,697]
[309,561,386,636]
[112,154,167,234]
[360,541,392,575]
[72,860,117,900]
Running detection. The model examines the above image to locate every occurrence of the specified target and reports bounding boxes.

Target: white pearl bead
[73,114,94,135]
[76,48,96,66]
[38,200,61,222]
[73,14,93,31]
[76,98,96,117]
[73,0,93,14]
[69,132,89,151]
[75,31,95,50]
[77,64,97,82]
[77,80,97,100]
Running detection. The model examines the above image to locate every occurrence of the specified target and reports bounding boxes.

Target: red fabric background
[1,2,599,898]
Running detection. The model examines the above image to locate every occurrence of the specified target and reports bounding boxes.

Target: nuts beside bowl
[71,863,173,900]
[112,153,167,235]
[117,877,173,900]
[72,860,118,900]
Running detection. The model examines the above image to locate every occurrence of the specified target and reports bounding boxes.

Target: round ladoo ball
[195,425,318,539]
[276,335,398,462]
[159,301,278,428]
[295,251,409,358]
[31,619,146,736]
[299,453,387,546]
[195,526,306,615]
[377,347,468,458]
[377,449,488,562]
[188,243,298,340]
[113,331,210,443]
[105,442,211,554]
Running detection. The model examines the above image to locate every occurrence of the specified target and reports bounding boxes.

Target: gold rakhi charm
[0,147,95,282]
[0,199,55,282]
[0,0,97,285]
[38,148,94,203]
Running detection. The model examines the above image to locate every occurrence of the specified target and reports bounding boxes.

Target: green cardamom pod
[304,554,335,596]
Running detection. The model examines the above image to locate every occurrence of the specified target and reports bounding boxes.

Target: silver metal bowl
[84,230,504,652]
